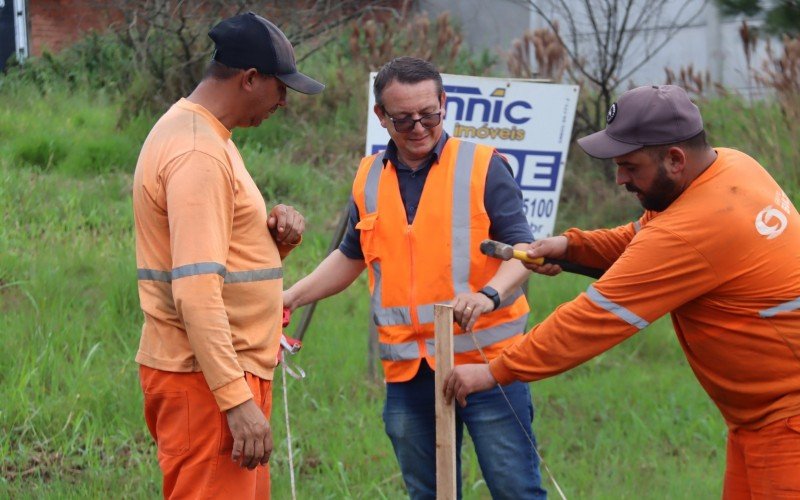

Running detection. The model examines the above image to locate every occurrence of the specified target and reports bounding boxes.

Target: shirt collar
[382,132,449,170]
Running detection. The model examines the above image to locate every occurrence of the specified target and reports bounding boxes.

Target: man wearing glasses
[283,57,545,499]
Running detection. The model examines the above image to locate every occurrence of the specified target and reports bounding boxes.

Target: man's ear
[440,91,447,120]
[374,103,388,129]
[241,68,259,91]
[666,146,687,175]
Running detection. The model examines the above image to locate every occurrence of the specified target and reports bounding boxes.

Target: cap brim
[577,130,643,159]
[277,71,325,95]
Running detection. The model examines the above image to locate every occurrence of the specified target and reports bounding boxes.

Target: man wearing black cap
[445,84,800,496]
[133,12,323,498]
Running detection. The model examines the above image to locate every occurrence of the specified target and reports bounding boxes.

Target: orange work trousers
[140,365,273,499]
[723,414,800,499]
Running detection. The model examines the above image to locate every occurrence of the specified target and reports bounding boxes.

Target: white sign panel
[366,73,579,239]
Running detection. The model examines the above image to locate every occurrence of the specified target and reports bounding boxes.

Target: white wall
[419,0,778,97]
[417,0,530,61]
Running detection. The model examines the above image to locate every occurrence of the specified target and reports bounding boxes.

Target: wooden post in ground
[434,304,456,499]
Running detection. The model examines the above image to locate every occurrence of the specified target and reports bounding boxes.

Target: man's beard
[625,163,682,212]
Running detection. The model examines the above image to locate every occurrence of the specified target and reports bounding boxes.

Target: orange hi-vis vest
[352,138,530,382]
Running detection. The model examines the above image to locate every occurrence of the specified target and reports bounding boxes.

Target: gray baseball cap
[209,12,324,95]
[577,85,703,159]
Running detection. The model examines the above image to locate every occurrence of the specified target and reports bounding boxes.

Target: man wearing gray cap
[445,85,800,496]
[133,12,322,498]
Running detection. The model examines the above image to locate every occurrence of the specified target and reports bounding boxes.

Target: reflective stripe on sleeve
[586,284,649,329]
[759,297,800,318]
[137,269,172,282]
[171,262,226,280]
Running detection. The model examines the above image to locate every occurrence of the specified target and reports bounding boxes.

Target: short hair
[646,130,709,161]
[373,57,443,108]
[203,60,244,81]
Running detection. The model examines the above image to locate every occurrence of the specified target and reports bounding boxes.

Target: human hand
[524,236,568,275]
[282,288,296,312]
[268,204,304,244]
[226,399,273,469]
[452,292,494,332]
[443,364,497,407]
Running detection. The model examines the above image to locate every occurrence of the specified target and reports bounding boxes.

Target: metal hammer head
[479,239,514,261]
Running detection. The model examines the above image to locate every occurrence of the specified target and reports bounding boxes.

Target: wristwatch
[478,286,501,311]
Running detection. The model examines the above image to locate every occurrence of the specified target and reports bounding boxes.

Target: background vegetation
[1,2,798,498]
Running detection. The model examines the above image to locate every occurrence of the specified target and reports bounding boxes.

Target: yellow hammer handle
[512,249,544,265]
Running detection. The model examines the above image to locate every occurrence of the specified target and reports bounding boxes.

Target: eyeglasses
[384,110,442,133]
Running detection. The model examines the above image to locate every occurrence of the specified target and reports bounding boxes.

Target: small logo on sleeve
[755,205,788,240]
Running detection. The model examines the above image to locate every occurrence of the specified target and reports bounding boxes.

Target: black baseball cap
[209,12,324,95]
[577,85,703,159]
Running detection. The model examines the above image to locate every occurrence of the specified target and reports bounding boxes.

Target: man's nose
[615,166,629,185]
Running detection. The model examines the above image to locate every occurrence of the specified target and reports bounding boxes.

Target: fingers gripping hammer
[479,239,605,279]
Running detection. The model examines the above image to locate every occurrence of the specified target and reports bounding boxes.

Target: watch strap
[478,286,501,311]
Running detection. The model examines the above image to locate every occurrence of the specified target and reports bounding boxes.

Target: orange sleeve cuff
[212,376,252,411]
[563,230,580,263]
[489,356,518,386]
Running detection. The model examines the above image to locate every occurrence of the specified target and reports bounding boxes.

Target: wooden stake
[434,304,456,500]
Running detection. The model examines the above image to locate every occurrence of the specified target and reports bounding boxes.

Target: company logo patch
[606,103,617,124]
[755,205,788,240]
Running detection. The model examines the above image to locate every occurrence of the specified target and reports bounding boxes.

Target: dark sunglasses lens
[394,119,414,132]
[420,113,441,128]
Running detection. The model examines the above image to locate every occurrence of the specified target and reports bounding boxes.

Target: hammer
[480,239,605,279]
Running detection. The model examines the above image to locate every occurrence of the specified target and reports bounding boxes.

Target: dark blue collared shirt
[339,133,532,260]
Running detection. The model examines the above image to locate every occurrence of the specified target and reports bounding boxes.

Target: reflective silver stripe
[759,297,800,318]
[414,287,524,325]
[586,284,649,329]
[138,264,281,284]
[633,221,641,233]
[137,269,172,282]
[452,141,477,295]
[224,267,282,284]
[425,314,527,355]
[366,141,523,333]
[171,262,226,280]
[364,152,384,213]
[374,306,413,326]
[371,261,413,326]
[417,304,436,324]
[379,340,420,361]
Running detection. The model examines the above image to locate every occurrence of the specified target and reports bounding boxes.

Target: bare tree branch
[510,0,708,135]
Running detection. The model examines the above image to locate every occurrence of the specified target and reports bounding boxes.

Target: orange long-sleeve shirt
[491,148,800,429]
[133,99,294,411]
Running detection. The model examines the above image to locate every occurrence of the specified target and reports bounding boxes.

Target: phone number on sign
[522,196,554,218]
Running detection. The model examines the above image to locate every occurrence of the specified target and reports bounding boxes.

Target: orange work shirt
[133,99,294,411]
[491,148,800,429]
